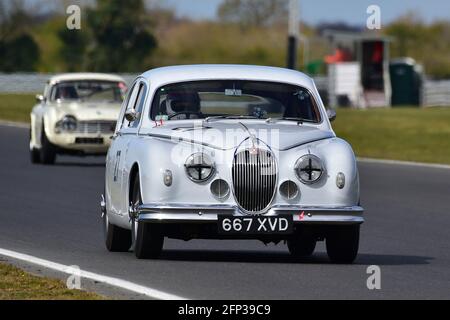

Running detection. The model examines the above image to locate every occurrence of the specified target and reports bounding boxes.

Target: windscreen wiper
[205,115,259,122]
[265,117,315,124]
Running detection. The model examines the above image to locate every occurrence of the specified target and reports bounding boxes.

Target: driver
[55,85,78,100]
[164,92,202,120]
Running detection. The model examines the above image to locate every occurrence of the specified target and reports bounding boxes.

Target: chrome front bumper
[135,203,364,225]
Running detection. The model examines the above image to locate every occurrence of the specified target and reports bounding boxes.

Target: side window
[129,83,147,128]
[115,82,135,132]
[43,84,50,100]
[50,85,56,101]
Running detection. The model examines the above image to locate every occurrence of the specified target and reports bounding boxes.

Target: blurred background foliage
[0,0,40,71]
[0,0,449,78]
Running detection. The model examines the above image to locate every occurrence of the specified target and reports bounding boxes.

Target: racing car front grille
[232,148,277,213]
[74,121,116,134]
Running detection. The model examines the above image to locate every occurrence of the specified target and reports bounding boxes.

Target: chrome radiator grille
[232,148,277,213]
[74,121,116,134]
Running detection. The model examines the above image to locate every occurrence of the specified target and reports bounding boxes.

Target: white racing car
[101,65,363,263]
[30,73,127,164]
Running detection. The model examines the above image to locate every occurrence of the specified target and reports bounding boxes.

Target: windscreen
[50,81,126,103]
[150,80,321,122]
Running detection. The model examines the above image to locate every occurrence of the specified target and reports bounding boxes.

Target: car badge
[249,146,259,155]
[299,211,305,220]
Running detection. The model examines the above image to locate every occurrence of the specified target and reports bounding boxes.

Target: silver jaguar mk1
[101,65,364,263]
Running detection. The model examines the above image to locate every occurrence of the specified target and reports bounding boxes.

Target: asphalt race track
[0,124,449,299]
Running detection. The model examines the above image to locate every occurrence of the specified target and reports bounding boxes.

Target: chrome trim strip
[279,135,334,151]
[143,133,334,152]
[143,133,230,151]
[74,121,116,135]
[100,194,106,218]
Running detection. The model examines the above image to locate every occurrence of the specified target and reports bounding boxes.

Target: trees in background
[217,0,288,27]
[84,0,157,72]
[0,0,40,72]
[0,0,158,73]
[58,27,89,72]
[56,0,157,72]
[0,0,449,78]
[385,14,450,79]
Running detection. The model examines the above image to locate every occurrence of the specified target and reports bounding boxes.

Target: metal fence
[1,73,449,107]
[422,79,450,107]
[0,73,137,94]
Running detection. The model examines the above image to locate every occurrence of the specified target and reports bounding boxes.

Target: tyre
[103,209,131,252]
[287,234,316,258]
[30,148,41,164]
[40,125,56,165]
[326,225,360,264]
[131,174,164,259]
[30,148,41,163]
[29,129,41,164]
[103,200,132,252]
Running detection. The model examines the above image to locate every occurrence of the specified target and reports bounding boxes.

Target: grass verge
[333,107,450,165]
[0,94,36,123]
[0,261,103,300]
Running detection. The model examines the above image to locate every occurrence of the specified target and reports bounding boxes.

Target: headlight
[55,115,77,133]
[295,154,324,184]
[184,153,214,182]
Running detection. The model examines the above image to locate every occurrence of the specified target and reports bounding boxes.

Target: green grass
[333,107,450,165]
[0,262,103,300]
[1,94,449,164]
[0,94,36,123]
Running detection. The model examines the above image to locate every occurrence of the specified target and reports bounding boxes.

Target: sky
[164,0,450,25]
[23,0,450,25]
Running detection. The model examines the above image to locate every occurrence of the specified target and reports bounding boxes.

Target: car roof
[48,73,125,84]
[140,64,315,89]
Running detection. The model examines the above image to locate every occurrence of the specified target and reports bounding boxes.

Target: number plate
[218,216,293,234]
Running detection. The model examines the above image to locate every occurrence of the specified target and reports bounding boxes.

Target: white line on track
[0,120,29,129]
[1,121,449,170]
[0,248,187,300]
[357,157,450,170]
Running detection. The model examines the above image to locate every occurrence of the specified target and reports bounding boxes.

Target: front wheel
[29,129,41,164]
[326,225,360,264]
[133,221,164,259]
[131,173,164,259]
[30,148,41,164]
[103,205,132,252]
[40,125,56,165]
[287,234,316,258]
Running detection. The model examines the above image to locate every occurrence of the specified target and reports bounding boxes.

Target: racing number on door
[113,150,121,182]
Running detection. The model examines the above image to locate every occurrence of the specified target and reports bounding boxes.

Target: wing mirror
[326,109,337,122]
[36,94,45,103]
[125,109,138,122]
